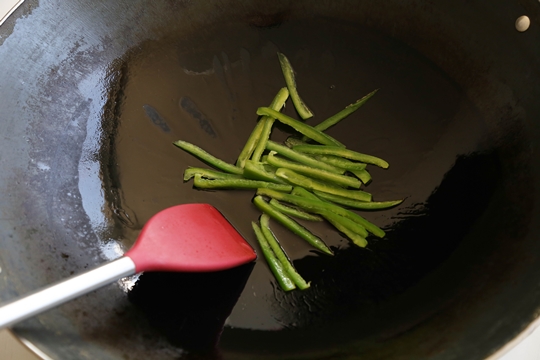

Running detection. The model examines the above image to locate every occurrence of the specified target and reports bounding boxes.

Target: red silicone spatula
[0,204,256,329]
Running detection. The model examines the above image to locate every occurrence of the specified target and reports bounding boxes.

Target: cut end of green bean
[284,137,307,148]
[352,169,372,185]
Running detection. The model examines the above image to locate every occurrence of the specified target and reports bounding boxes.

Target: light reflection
[77,67,134,292]
[78,68,109,237]
[119,273,140,292]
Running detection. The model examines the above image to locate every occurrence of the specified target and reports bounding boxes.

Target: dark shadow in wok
[219,149,503,354]
[128,263,254,354]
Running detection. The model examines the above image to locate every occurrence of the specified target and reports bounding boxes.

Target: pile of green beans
[173,52,403,291]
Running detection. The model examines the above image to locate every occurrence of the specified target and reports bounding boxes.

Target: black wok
[1,0,540,359]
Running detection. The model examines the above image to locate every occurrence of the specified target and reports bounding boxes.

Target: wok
[0,0,539,359]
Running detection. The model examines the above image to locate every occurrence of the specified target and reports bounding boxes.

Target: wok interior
[0,1,539,359]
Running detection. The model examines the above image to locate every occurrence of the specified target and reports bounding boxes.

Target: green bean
[260,187,333,214]
[352,169,372,184]
[237,88,289,166]
[257,107,345,148]
[267,152,361,189]
[257,188,385,238]
[284,137,307,148]
[244,160,287,184]
[266,140,344,174]
[173,140,244,175]
[293,144,389,169]
[236,119,265,168]
[269,199,323,221]
[183,167,243,181]
[252,221,296,291]
[193,175,292,192]
[253,196,333,255]
[324,215,368,247]
[277,52,313,120]
[313,155,367,171]
[260,214,311,289]
[288,188,368,242]
[313,191,403,210]
[291,186,318,200]
[252,87,290,162]
[275,168,371,202]
[320,210,368,238]
[314,89,378,133]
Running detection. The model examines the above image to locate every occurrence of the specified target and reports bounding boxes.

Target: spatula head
[125,204,256,273]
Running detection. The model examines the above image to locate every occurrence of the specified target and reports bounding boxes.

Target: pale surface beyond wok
[0,331,38,360]
[1,1,540,360]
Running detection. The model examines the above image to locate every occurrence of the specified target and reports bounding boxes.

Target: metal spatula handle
[0,257,136,329]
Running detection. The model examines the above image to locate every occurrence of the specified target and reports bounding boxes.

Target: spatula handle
[0,257,136,330]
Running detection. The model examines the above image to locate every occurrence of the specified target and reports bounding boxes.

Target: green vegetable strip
[257,107,345,148]
[236,119,265,168]
[193,175,292,192]
[315,89,379,132]
[314,191,403,210]
[266,140,344,174]
[244,160,287,184]
[275,168,372,202]
[237,87,289,167]
[284,137,307,148]
[173,140,244,175]
[267,152,361,189]
[291,186,319,200]
[293,144,389,169]
[252,221,296,291]
[277,52,313,120]
[324,215,368,248]
[257,188,385,238]
[251,117,274,162]
[288,187,368,244]
[183,167,243,181]
[253,196,333,255]
[352,169,372,184]
[319,210,368,238]
[314,155,367,171]
[269,199,323,221]
[260,214,311,289]
[252,87,290,162]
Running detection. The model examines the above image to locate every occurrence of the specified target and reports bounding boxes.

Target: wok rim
[1,0,539,359]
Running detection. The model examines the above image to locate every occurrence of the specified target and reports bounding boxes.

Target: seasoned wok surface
[0,1,539,359]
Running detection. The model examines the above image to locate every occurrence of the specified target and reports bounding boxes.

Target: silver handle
[0,256,136,329]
